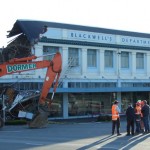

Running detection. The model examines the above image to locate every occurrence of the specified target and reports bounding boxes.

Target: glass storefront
[1,85,150,119]
[47,94,63,117]
[121,92,149,113]
[121,92,133,113]
[68,92,150,117]
[68,93,113,116]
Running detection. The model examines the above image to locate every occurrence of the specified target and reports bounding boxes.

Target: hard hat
[137,100,141,103]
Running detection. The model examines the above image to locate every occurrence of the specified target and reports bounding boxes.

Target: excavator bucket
[28,105,49,128]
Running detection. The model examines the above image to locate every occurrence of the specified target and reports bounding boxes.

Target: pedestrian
[111,100,121,136]
[141,100,150,134]
[126,103,135,136]
[140,100,145,133]
[134,102,142,134]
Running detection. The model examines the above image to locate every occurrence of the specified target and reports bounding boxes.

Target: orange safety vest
[135,106,141,115]
[112,104,119,120]
[135,105,142,121]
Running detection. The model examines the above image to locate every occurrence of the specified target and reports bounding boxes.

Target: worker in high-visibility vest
[135,102,142,134]
[111,100,121,136]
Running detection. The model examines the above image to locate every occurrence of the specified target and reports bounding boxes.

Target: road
[0,120,150,150]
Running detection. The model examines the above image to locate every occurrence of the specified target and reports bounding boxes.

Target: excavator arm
[0,52,62,128]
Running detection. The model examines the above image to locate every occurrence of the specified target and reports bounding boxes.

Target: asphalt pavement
[0,119,150,150]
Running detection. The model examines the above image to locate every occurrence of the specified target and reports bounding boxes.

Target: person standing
[126,103,135,136]
[140,100,145,133]
[141,100,150,134]
[134,102,142,134]
[111,100,121,136]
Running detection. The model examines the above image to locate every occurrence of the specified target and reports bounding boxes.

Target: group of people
[111,99,150,136]
[126,100,150,135]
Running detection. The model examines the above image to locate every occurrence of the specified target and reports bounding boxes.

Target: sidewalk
[48,118,150,150]
[1,118,149,150]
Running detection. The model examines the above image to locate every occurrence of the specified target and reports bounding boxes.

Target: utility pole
[117,51,121,87]
[117,51,122,111]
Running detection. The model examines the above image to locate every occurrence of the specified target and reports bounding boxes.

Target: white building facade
[2,21,150,119]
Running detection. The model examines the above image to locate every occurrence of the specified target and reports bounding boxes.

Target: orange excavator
[0,52,62,128]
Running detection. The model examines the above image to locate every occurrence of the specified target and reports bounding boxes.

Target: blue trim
[40,38,150,51]
[53,87,150,93]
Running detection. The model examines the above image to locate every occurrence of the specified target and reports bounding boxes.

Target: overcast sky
[1,0,150,47]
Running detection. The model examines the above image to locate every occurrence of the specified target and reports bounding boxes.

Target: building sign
[42,27,150,48]
[68,31,116,44]
[68,30,150,47]
[119,35,150,47]
[7,63,36,73]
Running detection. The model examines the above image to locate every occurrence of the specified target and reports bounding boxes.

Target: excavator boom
[0,52,62,128]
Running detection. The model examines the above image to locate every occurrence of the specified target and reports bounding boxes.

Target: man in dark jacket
[141,100,150,134]
[126,103,135,135]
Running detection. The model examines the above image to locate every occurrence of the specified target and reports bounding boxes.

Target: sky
[1,0,150,48]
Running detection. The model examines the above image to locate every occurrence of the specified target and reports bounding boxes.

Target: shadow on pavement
[77,135,116,150]
[77,133,150,150]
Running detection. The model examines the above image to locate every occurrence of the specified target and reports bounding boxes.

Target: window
[43,46,59,60]
[87,49,97,67]
[136,53,144,69]
[105,50,113,68]
[121,52,129,68]
[68,82,116,88]
[68,93,112,116]
[68,48,79,66]
[47,94,63,117]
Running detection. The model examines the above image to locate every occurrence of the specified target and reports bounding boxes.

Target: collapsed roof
[3,19,98,61]
[2,19,150,63]
[2,19,53,62]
